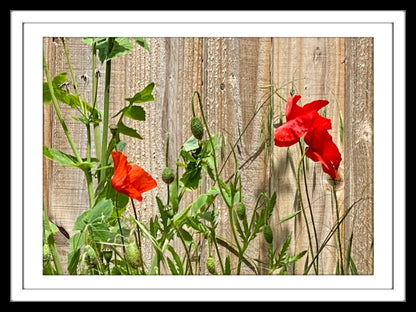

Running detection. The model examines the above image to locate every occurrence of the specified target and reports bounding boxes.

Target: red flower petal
[304,116,342,179]
[111,151,130,195]
[274,95,329,147]
[274,112,316,147]
[285,95,328,121]
[126,164,158,202]
[111,151,157,201]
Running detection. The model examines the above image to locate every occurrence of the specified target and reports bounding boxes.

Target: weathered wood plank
[344,37,374,275]
[122,37,204,269]
[201,37,272,274]
[270,38,346,274]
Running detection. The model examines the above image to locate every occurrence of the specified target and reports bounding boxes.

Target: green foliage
[44,38,342,276]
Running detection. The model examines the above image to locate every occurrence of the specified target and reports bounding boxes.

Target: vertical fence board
[270,38,346,274]
[122,37,204,269]
[201,37,272,274]
[344,37,374,274]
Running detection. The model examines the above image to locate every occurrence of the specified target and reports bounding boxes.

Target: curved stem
[131,199,146,274]
[298,142,319,272]
[114,193,129,274]
[191,91,229,269]
[296,149,317,274]
[332,179,344,274]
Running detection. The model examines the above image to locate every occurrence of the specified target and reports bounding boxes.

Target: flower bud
[126,242,142,269]
[191,116,204,140]
[162,167,175,184]
[206,256,216,275]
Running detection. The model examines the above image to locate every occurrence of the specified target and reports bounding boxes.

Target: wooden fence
[43,37,373,274]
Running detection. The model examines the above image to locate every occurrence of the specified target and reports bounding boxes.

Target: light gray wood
[344,37,374,275]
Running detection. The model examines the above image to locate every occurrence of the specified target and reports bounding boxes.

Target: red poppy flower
[304,115,342,179]
[274,95,329,147]
[111,151,157,201]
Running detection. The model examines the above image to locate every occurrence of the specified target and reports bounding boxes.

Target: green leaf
[180,163,201,190]
[289,250,307,263]
[43,146,98,171]
[233,210,245,240]
[117,121,142,140]
[167,257,178,275]
[125,82,155,104]
[172,204,192,227]
[132,37,150,51]
[92,37,134,63]
[108,37,133,60]
[67,248,81,275]
[124,105,146,121]
[224,256,231,275]
[218,179,232,207]
[82,37,106,46]
[43,81,52,104]
[43,146,77,167]
[167,245,183,275]
[265,192,277,218]
[183,135,200,152]
[177,227,193,245]
[43,72,67,104]
[88,198,113,224]
[191,194,208,214]
[69,232,84,252]
[279,209,302,224]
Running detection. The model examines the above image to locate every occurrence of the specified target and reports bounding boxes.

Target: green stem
[100,37,115,182]
[304,198,364,274]
[298,141,319,272]
[86,124,91,162]
[131,199,146,274]
[43,54,82,163]
[43,204,63,275]
[332,179,344,274]
[91,42,102,162]
[84,168,95,208]
[114,193,129,275]
[296,150,317,274]
[191,91,228,270]
[174,224,194,275]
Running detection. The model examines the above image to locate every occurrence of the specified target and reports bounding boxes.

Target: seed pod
[191,116,204,140]
[162,167,175,184]
[263,225,273,244]
[236,202,246,220]
[126,242,142,269]
[206,256,216,275]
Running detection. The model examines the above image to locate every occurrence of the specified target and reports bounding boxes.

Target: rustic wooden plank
[270,38,346,274]
[122,37,204,269]
[201,37,272,274]
[44,37,97,272]
[344,37,374,275]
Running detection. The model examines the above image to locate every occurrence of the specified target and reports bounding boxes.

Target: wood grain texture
[201,37,272,274]
[344,37,374,274]
[270,38,346,274]
[43,37,373,275]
